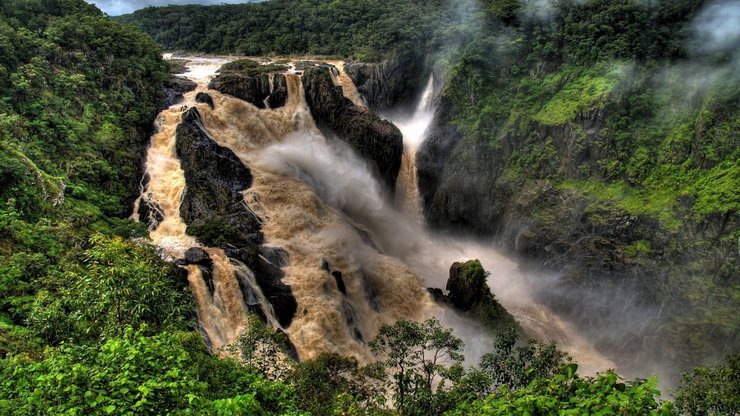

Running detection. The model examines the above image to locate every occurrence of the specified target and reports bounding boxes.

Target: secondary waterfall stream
[135,56,615,374]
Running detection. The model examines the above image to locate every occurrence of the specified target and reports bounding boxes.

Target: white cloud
[85,0,262,16]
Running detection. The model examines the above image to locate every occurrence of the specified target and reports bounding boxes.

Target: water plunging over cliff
[136,56,614,374]
[133,57,275,351]
[391,74,435,222]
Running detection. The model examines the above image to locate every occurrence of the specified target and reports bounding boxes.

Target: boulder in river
[184,247,212,266]
[195,92,214,109]
[432,260,517,332]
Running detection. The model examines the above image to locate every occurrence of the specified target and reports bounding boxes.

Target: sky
[84,0,262,16]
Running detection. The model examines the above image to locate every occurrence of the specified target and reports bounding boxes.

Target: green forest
[1,0,738,414]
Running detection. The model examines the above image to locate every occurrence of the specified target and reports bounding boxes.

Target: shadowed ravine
[134,55,614,373]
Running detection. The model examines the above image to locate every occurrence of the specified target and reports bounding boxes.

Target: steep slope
[417,0,739,380]
[0,0,182,354]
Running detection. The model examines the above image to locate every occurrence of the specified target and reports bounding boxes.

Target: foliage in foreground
[673,354,740,416]
[0,328,305,415]
[229,318,674,416]
[5,316,735,415]
[447,367,671,416]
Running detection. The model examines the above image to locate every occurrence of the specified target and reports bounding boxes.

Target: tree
[231,314,293,380]
[673,354,740,415]
[369,318,463,415]
[479,326,569,392]
[69,234,190,337]
[288,352,386,416]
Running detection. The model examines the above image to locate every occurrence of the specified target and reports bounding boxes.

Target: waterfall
[417,74,435,113]
[392,73,436,222]
[136,56,615,374]
[326,60,366,108]
[133,57,280,352]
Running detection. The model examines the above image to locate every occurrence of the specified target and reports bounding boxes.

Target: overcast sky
[85,0,261,16]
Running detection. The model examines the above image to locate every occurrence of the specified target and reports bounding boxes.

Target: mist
[255,113,618,373]
[691,0,740,55]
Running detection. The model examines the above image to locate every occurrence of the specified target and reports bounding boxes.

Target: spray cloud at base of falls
[135,55,617,376]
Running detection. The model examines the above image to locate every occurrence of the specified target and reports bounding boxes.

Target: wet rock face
[175,107,297,327]
[163,76,197,108]
[176,107,262,249]
[302,66,403,191]
[195,92,214,109]
[208,72,287,109]
[137,196,164,230]
[225,246,297,328]
[344,52,428,112]
[267,74,288,108]
[261,246,290,268]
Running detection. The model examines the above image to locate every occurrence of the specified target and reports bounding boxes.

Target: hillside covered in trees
[0,0,738,414]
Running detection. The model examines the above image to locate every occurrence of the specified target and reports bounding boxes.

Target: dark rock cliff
[268,74,288,108]
[417,95,678,281]
[302,66,404,191]
[416,85,739,378]
[176,108,262,248]
[162,76,197,109]
[208,72,287,109]
[175,107,297,327]
[344,52,430,113]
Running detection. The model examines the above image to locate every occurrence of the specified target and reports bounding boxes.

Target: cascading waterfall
[391,74,436,222]
[137,56,615,374]
[194,78,432,363]
[133,57,278,352]
[326,61,366,108]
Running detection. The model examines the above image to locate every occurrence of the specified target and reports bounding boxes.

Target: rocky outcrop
[208,72,287,109]
[267,74,288,108]
[261,246,290,268]
[344,52,429,112]
[429,260,516,332]
[176,107,262,248]
[175,107,297,326]
[162,76,197,108]
[302,66,403,191]
[447,260,488,310]
[183,247,212,266]
[195,92,214,109]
